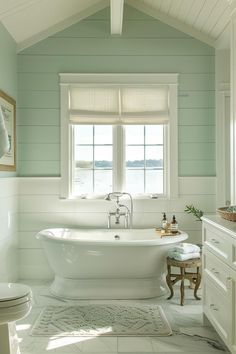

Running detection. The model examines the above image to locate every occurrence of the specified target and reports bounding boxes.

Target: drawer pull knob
[210,303,218,311]
[211,238,220,244]
[227,277,232,289]
[211,268,219,275]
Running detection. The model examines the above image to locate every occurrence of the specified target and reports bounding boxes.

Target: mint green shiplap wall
[17,5,215,177]
[0,22,17,177]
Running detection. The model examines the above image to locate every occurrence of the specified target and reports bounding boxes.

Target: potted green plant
[184,204,203,222]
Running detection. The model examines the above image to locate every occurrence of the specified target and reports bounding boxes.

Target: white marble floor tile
[178,326,222,341]
[20,336,117,353]
[19,336,83,353]
[77,337,118,352]
[89,300,137,305]
[16,282,229,354]
[151,330,226,353]
[150,352,229,354]
[118,337,153,352]
[22,352,118,354]
[151,352,230,354]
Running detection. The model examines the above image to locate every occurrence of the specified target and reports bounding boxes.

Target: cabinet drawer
[204,279,230,343]
[203,224,232,263]
[203,249,231,294]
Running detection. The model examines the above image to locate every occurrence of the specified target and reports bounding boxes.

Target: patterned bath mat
[30,304,172,337]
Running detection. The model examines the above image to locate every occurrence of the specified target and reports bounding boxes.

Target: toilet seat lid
[0,283,31,301]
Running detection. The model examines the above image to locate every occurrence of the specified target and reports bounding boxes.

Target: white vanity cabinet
[202,215,236,353]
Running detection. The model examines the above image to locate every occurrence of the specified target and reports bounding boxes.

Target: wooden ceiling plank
[149,0,162,10]
[201,0,230,35]
[211,6,231,39]
[127,0,215,47]
[193,0,218,30]
[17,0,109,52]
[175,0,195,21]
[159,0,172,14]
[168,0,183,17]
[184,0,206,27]
[0,0,40,20]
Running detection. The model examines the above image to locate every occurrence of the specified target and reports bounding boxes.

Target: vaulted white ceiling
[0,0,232,52]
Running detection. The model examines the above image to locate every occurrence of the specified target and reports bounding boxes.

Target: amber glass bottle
[162,212,167,230]
[170,215,178,233]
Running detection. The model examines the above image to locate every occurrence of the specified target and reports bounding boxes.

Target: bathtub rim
[36,227,188,246]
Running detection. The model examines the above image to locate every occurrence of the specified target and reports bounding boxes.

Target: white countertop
[202,214,236,238]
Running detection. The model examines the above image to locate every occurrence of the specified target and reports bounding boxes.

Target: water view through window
[74,125,113,195]
[73,125,164,195]
[125,125,164,194]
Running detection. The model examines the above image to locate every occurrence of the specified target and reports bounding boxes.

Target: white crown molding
[17,0,109,53]
[127,0,216,48]
[110,0,124,35]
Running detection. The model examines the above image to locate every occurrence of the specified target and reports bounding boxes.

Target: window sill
[61,193,168,201]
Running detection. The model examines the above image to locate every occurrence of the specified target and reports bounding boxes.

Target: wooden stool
[166,256,201,306]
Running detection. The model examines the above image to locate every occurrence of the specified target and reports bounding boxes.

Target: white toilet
[0,283,32,324]
[0,283,32,354]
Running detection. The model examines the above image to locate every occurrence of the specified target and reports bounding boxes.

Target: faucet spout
[105,192,133,229]
[115,208,120,224]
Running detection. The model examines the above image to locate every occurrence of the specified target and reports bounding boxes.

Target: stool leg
[194,267,201,300]
[180,268,185,306]
[166,264,174,300]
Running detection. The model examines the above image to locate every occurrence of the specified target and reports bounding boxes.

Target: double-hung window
[60,74,178,199]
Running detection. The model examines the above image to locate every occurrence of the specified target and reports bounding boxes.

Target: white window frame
[60,73,178,199]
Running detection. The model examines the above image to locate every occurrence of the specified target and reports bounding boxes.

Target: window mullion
[164,124,169,198]
[121,125,125,192]
[70,125,75,197]
[144,125,146,193]
[113,126,117,191]
[118,87,122,118]
[93,125,95,193]
[113,125,124,192]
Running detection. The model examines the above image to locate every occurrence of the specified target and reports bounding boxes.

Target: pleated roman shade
[69,85,169,125]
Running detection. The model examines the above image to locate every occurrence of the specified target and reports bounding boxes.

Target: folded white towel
[168,251,201,261]
[173,243,200,254]
[0,106,9,158]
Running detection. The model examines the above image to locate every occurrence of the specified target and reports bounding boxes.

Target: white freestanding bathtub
[36,228,188,299]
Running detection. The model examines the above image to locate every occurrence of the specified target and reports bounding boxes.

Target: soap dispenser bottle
[170,215,178,233]
[162,212,167,230]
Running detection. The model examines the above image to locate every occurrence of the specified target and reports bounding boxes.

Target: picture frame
[0,90,16,171]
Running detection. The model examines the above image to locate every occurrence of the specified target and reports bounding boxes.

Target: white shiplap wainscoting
[18,177,216,279]
[0,178,18,281]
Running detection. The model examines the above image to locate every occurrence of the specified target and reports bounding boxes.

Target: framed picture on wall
[0,90,16,171]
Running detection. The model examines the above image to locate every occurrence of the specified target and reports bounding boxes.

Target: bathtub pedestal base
[50,276,167,300]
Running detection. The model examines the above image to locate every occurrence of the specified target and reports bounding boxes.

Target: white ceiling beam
[110,0,124,35]
[17,0,109,52]
[127,0,216,47]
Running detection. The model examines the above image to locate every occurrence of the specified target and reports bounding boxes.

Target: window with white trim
[73,124,113,195]
[125,125,164,194]
[60,74,178,199]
